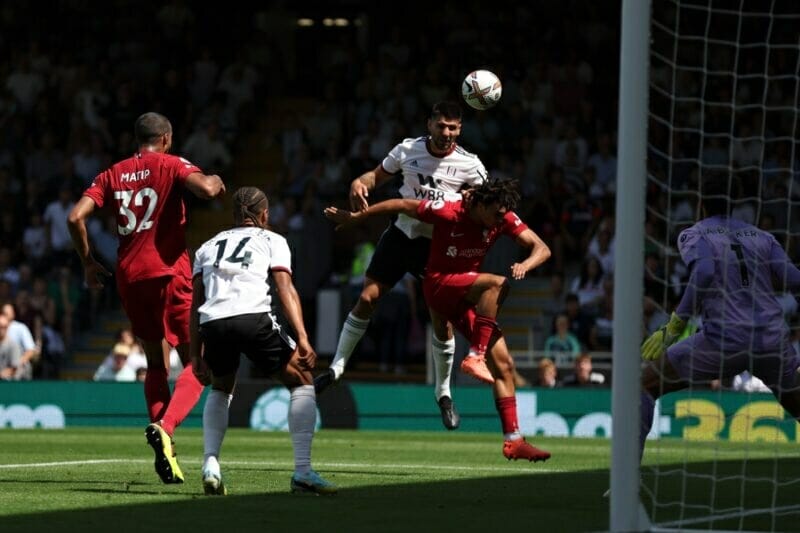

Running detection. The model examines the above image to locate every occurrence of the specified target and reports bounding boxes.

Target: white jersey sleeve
[269,232,292,273]
[194,226,290,323]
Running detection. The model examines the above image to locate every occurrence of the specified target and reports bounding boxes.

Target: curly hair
[464,177,521,211]
[232,186,268,227]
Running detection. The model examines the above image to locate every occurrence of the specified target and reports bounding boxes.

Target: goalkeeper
[638,175,800,462]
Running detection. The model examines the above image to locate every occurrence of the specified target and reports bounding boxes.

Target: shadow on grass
[5,457,800,532]
[2,469,610,533]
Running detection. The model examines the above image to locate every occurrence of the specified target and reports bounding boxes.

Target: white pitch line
[0,458,563,474]
[0,459,133,469]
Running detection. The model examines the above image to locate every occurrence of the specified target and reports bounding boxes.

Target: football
[461,70,502,110]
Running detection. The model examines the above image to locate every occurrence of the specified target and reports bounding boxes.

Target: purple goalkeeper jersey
[675,215,800,351]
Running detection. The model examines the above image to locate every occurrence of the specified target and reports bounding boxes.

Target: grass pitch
[1,428,798,532]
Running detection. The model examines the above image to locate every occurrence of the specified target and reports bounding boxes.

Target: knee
[282,359,312,387]
[432,320,452,340]
[497,277,510,305]
[355,292,381,316]
[491,345,515,376]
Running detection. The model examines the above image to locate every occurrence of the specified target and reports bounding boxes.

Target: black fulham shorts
[200,312,296,377]
[366,224,431,286]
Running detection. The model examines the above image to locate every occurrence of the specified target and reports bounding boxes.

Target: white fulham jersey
[381,137,487,239]
[192,226,292,324]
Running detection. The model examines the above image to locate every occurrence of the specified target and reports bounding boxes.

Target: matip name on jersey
[120,169,151,182]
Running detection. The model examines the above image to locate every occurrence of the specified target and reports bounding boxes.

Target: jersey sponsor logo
[430,199,445,210]
[120,169,151,182]
[416,173,442,188]
[446,245,457,257]
[414,188,447,201]
[458,247,486,258]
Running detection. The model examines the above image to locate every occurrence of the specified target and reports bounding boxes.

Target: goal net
[627,0,800,530]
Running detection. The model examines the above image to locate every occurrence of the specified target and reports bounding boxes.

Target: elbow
[66,208,81,229]
[198,175,223,199]
[539,242,552,263]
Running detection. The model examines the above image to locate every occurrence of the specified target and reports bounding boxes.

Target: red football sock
[144,366,171,423]
[471,314,497,356]
[159,363,204,436]
[495,396,519,435]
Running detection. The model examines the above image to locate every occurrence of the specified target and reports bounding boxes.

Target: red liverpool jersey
[416,199,528,274]
[83,151,201,284]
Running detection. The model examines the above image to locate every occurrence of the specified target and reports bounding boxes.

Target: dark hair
[134,112,172,145]
[430,101,462,121]
[465,178,521,211]
[233,187,268,227]
[700,173,730,216]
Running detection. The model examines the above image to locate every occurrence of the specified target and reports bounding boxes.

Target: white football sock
[432,335,455,400]
[289,385,316,475]
[330,313,370,379]
[202,455,220,476]
[203,389,232,460]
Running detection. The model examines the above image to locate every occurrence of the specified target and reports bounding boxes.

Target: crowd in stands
[3,2,797,388]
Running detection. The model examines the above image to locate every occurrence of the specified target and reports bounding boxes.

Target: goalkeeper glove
[641,312,687,361]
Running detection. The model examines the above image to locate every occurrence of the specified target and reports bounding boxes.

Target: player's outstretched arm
[185,171,226,199]
[350,165,394,211]
[324,199,422,231]
[510,228,552,280]
[67,196,111,289]
[272,270,316,370]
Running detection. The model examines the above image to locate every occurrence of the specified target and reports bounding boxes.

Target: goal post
[610,0,651,531]
[612,0,800,531]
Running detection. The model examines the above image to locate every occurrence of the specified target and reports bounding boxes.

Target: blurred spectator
[558,189,603,264]
[37,304,64,379]
[589,294,614,351]
[1,302,38,380]
[569,257,605,311]
[0,314,22,380]
[544,313,582,363]
[103,327,147,373]
[43,185,76,269]
[93,342,136,382]
[586,132,617,195]
[22,212,47,272]
[5,56,45,113]
[47,266,79,347]
[536,357,559,388]
[542,272,567,323]
[588,225,614,276]
[181,121,232,175]
[560,293,593,348]
[561,353,605,387]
